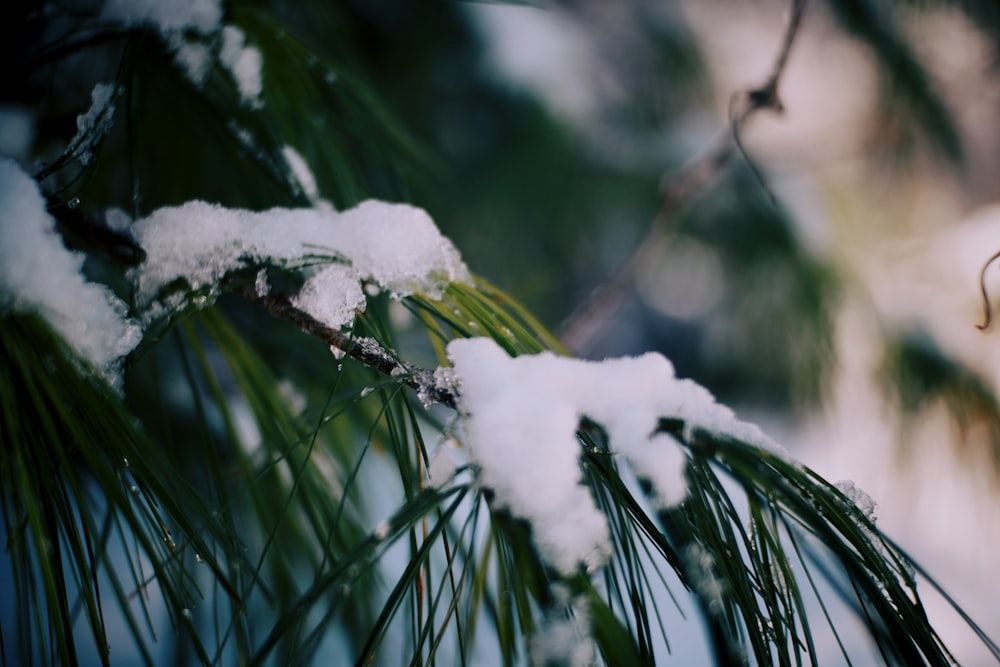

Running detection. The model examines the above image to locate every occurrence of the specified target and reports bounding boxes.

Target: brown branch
[976,249,1000,331]
[665,0,805,207]
[756,0,807,108]
[559,0,808,354]
[239,287,457,409]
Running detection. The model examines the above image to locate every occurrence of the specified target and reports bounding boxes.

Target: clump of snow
[102,0,223,34]
[835,480,878,523]
[101,0,263,107]
[447,337,775,575]
[418,366,459,409]
[0,159,140,382]
[220,26,263,107]
[292,264,365,330]
[282,145,321,203]
[70,82,117,166]
[173,41,213,86]
[130,199,470,324]
[530,589,596,667]
[685,542,726,615]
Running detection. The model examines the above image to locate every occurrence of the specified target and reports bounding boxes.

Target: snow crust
[447,337,774,575]
[219,26,263,107]
[0,159,140,380]
[292,264,364,330]
[530,589,596,667]
[70,82,117,166]
[835,480,878,523]
[131,199,471,326]
[282,145,320,203]
[102,0,263,106]
[102,0,223,34]
[173,42,213,86]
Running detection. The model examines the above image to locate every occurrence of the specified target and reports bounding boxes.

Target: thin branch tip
[976,249,1000,332]
[237,286,458,408]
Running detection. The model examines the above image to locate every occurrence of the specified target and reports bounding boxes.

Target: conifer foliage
[2,1,998,665]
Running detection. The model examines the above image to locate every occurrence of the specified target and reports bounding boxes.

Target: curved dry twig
[976,249,1000,331]
[559,0,808,353]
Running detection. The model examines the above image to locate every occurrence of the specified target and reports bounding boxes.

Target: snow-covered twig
[240,287,457,409]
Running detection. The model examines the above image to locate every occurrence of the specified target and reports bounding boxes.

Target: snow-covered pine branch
[2,150,785,580]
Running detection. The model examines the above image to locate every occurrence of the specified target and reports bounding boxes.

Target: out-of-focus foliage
[882,332,1000,469]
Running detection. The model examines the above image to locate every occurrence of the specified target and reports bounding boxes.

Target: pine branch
[238,287,457,409]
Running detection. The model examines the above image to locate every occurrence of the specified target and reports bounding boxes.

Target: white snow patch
[219,25,263,107]
[835,480,877,523]
[70,82,117,166]
[685,542,726,616]
[252,267,269,296]
[530,591,596,667]
[0,159,140,382]
[292,264,365,330]
[173,41,213,86]
[102,0,223,34]
[131,199,470,321]
[101,0,263,107]
[282,145,320,203]
[447,337,775,575]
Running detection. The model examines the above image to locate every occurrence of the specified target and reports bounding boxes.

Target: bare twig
[240,288,457,409]
[559,0,808,353]
[976,249,1000,331]
[661,0,805,207]
[755,0,807,106]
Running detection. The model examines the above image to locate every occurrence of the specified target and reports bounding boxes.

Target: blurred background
[325,1,1000,661]
[6,0,1000,663]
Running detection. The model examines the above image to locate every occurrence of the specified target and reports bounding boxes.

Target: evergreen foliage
[3,1,999,665]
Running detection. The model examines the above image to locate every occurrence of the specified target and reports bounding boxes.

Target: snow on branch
[3,147,784,582]
[0,159,140,384]
[130,199,471,324]
[447,336,776,575]
[33,82,119,182]
[243,288,458,410]
[102,0,263,106]
[127,196,471,402]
